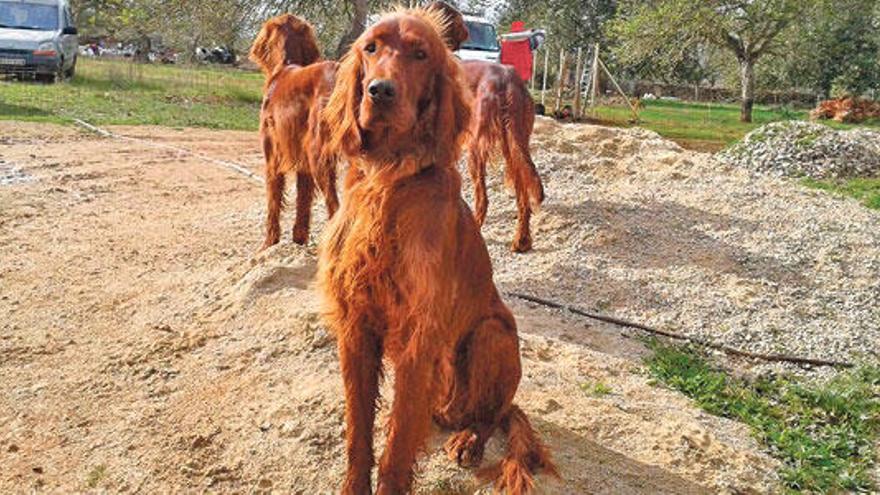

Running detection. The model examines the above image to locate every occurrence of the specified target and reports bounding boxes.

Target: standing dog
[250,14,340,249]
[319,7,555,494]
[430,2,545,253]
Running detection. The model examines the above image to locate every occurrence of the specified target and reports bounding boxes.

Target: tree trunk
[335,0,368,59]
[739,57,755,123]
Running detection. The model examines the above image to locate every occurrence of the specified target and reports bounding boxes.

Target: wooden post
[541,47,549,106]
[573,47,583,119]
[589,43,600,113]
[554,49,567,113]
[582,51,591,111]
[598,56,639,123]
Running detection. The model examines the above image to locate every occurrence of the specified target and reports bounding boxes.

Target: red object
[500,21,532,81]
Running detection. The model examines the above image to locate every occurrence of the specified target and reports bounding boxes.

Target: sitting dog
[318,6,556,494]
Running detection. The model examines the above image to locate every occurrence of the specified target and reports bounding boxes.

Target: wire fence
[75,56,262,98]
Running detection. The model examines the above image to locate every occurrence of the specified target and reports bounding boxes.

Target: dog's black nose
[367,79,396,103]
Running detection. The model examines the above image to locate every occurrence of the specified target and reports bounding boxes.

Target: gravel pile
[719,121,880,179]
[463,117,880,374]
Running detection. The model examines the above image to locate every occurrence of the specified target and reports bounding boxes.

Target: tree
[777,0,880,98]
[334,0,368,58]
[500,0,617,52]
[612,0,808,122]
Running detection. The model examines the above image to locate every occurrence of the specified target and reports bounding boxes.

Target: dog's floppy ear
[417,52,471,167]
[249,20,278,75]
[323,49,364,158]
[427,1,469,51]
[250,14,321,76]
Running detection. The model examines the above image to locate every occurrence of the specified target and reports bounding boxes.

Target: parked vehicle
[455,15,500,63]
[0,0,77,81]
[195,46,235,65]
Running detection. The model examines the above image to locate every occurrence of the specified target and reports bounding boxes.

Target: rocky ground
[2,117,878,493]
[477,118,880,375]
[718,120,880,179]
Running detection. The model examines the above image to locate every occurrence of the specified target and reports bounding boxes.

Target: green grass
[537,93,880,151]
[580,380,613,397]
[646,341,880,493]
[594,99,810,151]
[802,178,880,210]
[0,58,263,130]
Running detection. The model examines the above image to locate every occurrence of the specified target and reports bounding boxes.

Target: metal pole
[530,48,537,91]
[541,47,549,106]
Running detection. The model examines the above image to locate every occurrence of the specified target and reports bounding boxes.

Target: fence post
[589,43,600,113]
[554,49,567,113]
[573,47,583,119]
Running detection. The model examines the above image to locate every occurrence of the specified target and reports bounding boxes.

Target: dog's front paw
[511,235,532,253]
[341,475,372,495]
[445,429,486,468]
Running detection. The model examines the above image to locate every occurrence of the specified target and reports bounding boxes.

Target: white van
[0,0,78,81]
[454,15,500,63]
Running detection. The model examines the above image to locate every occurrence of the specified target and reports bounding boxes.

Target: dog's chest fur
[319,173,406,334]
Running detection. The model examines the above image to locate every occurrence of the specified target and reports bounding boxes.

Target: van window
[64,6,73,28]
[0,1,60,31]
[462,22,500,52]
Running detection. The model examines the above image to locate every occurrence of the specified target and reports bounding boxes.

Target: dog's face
[324,9,470,166]
[356,15,446,140]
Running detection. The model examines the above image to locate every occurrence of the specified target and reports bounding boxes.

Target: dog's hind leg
[467,144,490,228]
[439,312,520,469]
[262,136,285,250]
[313,156,339,218]
[291,171,315,245]
[500,115,542,253]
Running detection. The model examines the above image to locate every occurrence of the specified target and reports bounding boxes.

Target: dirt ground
[1,121,787,494]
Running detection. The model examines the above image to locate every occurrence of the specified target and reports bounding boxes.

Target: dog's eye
[414,49,427,60]
[364,42,377,54]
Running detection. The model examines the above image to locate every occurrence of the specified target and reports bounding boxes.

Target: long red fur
[250,14,340,249]
[318,6,555,494]
[430,2,546,253]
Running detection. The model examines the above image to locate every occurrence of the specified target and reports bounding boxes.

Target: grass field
[0,57,263,130]
[647,341,880,493]
[582,98,880,151]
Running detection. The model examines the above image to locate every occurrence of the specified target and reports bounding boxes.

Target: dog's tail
[500,81,545,211]
[479,404,558,494]
[250,14,322,78]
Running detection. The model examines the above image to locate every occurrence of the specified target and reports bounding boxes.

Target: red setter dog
[250,14,340,250]
[319,7,555,494]
[431,2,545,253]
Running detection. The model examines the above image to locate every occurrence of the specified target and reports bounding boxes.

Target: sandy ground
[0,121,786,493]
